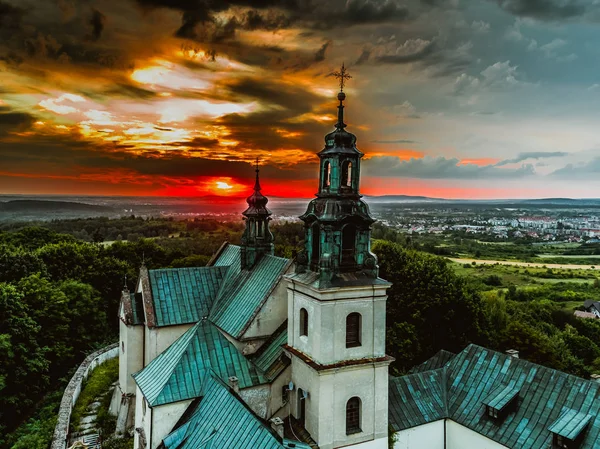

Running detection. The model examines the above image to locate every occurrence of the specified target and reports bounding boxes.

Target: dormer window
[549,409,592,449]
[483,384,520,421]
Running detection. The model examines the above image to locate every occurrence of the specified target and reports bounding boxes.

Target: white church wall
[268,365,292,419]
[151,399,193,449]
[290,356,389,449]
[144,324,192,366]
[287,281,388,366]
[392,421,445,449]
[242,275,290,344]
[446,421,509,449]
[133,386,151,449]
[119,317,144,395]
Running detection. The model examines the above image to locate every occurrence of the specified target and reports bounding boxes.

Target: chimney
[270,417,284,439]
[228,376,240,393]
[506,349,519,359]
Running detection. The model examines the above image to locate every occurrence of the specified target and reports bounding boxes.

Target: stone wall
[51,343,119,449]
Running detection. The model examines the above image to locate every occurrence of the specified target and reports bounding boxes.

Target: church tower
[241,161,274,270]
[285,65,392,449]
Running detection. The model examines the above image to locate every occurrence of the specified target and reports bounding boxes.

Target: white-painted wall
[151,400,193,449]
[133,386,151,449]
[446,421,509,449]
[392,421,445,449]
[290,356,390,449]
[287,280,388,366]
[144,324,192,366]
[119,315,144,394]
[242,266,293,343]
[269,365,292,419]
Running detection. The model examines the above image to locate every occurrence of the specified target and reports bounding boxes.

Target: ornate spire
[329,63,352,130]
[241,159,274,270]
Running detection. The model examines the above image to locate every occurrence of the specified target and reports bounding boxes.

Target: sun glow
[216,181,233,190]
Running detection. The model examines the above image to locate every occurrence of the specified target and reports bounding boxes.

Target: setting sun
[216,181,233,190]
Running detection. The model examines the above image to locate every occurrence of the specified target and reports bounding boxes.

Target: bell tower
[285,65,392,449]
[241,160,274,270]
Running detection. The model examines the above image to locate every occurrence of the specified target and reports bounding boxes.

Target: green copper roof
[213,244,241,268]
[210,253,289,338]
[162,374,284,449]
[133,320,267,406]
[409,349,455,374]
[484,384,520,411]
[253,323,289,380]
[148,267,228,327]
[390,344,600,448]
[389,369,447,431]
[548,409,592,441]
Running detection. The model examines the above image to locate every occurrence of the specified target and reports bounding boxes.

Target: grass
[70,357,119,433]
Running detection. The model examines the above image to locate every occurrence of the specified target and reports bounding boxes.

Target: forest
[2,218,600,448]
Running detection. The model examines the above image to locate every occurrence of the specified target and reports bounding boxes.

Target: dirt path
[448,258,600,271]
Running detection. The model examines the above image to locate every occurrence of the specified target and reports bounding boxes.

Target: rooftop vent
[228,376,239,393]
[506,349,519,358]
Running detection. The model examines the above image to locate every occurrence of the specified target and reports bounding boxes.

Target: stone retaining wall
[51,343,119,449]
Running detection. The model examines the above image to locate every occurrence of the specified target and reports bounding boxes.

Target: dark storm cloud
[0,0,24,32]
[496,151,568,166]
[0,132,317,182]
[355,48,371,65]
[371,139,416,144]
[0,109,35,136]
[494,0,587,20]
[363,156,537,179]
[87,8,106,41]
[314,41,330,62]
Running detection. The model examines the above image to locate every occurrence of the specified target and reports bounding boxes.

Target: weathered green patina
[252,322,289,380]
[295,85,379,287]
[148,266,228,327]
[389,344,600,448]
[162,374,285,449]
[133,320,267,406]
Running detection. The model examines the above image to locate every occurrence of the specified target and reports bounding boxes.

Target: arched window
[346,397,361,435]
[311,222,320,267]
[323,161,331,188]
[341,161,352,187]
[346,313,361,347]
[300,308,309,337]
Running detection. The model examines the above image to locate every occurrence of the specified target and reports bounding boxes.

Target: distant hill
[0,200,114,213]
[366,194,445,202]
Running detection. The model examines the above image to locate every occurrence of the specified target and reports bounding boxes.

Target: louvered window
[346,313,361,348]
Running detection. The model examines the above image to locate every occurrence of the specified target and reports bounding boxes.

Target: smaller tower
[241,160,274,270]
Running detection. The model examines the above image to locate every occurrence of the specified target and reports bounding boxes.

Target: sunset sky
[2,0,600,199]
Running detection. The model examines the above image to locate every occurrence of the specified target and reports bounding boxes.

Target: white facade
[392,420,445,449]
[118,305,144,395]
[392,421,509,449]
[286,278,391,449]
[143,324,192,365]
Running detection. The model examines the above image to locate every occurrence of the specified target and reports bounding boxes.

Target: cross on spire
[329,63,352,92]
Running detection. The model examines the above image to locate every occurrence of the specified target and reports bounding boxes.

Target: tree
[373,240,487,372]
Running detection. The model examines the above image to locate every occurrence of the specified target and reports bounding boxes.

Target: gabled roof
[548,409,592,441]
[133,320,267,407]
[583,300,600,311]
[389,369,447,431]
[162,374,284,449]
[390,344,600,448]
[209,249,290,338]
[148,266,228,327]
[409,349,455,374]
[121,290,145,326]
[252,322,289,380]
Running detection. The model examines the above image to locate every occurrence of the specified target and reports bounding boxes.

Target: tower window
[341,224,356,268]
[311,222,320,268]
[300,308,309,337]
[341,161,352,187]
[346,397,361,435]
[323,161,331,188]
[346,313,362,348]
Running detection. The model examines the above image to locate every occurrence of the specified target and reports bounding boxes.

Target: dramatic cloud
[496,151,568,166]
[363,156,536,179]
[495,0,587,20]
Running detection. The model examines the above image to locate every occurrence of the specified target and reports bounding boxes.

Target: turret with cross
[240,158,274,270]
[295,63,379,285]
